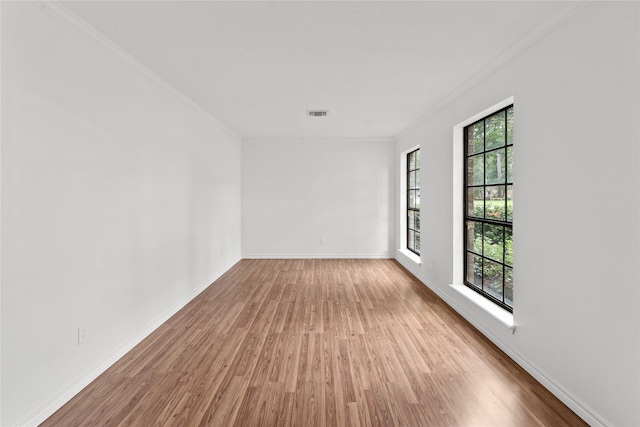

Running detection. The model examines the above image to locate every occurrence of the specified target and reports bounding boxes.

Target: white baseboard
[17,260,239,427]
[394,255,608,427]
[21,255,606,427]
[242,253,392,259]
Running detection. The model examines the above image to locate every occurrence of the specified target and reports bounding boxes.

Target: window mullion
[463,105,513,312]
[406,149,420,256]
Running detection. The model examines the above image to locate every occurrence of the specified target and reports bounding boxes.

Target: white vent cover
[306,110,329,117]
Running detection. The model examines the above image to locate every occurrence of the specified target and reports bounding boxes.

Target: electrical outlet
[320,237,325,245]
[78,326,88,345]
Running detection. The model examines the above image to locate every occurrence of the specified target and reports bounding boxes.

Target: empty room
[1,1,638,426]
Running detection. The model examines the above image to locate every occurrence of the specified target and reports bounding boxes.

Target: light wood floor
[43,259,586,426]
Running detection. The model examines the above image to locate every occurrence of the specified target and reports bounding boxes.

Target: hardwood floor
[42,259,586,426]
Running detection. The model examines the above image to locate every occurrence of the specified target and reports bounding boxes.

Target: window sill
[450,284,515,330]
[398,248,421,265]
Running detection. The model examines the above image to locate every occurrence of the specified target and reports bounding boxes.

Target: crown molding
[30,0,241,141]
[395,0,594,141]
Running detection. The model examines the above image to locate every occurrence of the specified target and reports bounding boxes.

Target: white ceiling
[61,1,569,139]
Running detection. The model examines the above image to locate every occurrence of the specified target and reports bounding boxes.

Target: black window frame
[463,105,513,312]
[407,148,420,255]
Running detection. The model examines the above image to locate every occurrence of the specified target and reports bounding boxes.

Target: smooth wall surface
[1,3,242,425]
[395,2,639,426]
[242,138,394,258]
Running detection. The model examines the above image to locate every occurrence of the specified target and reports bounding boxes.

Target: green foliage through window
[407,149,420,255]
[464,105,513,311]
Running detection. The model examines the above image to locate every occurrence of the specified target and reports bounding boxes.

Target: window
[407,148,420,255]
[464,105,513,311]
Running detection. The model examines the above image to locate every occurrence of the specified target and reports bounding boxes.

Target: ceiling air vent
[306,110,329,117]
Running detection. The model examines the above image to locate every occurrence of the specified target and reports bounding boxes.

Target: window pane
[407,148,420,256]
[467,154,484,185]
[485,148,506,185]
[483,259,503,300]
[467,121,484,155]
[485,111,506,150]
[483,224,504,263]
[506,107,514,145]
[507,185,513,222]
[466,252,482,287]
[466,221,483,254]
[505,227,513,266]
[467,187,484,218]
[505,267,513,306]
[485,186,506,221]
[463,105,513,312]
[507,145,513,183]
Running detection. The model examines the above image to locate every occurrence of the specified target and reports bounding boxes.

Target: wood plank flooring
[42,259,587,426]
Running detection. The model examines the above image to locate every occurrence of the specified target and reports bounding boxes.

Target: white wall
[242,138,394,258]
[1,3,242,425]
[395,2,639,426]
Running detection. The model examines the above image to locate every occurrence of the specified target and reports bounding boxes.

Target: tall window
[407,148,420,255]
[464,105,513,311]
